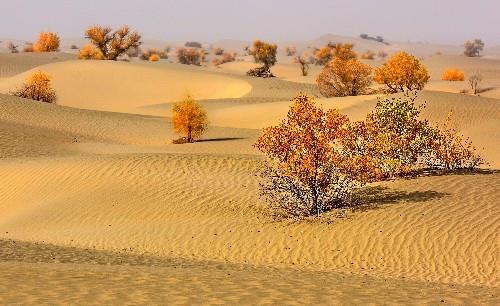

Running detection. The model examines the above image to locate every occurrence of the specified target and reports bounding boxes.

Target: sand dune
[0,51,499,304]
[0,60,253,114]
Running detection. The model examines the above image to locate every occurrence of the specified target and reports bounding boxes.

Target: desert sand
[0,48,499,305]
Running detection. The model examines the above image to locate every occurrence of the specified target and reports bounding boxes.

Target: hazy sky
[1,0,498,45]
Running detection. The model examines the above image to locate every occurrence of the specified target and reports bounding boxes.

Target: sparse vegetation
[254,93,361,218]
[427,112,484,170]
[317,57,372,97]
[12,71,56,103]
[285,46,297,56]
[342,92,436,180]
[374,51,430,92]
[78,44,104,60]
[33,32,60,52]
[148,54,159,62]
[23,42,34,52]
[213,47,224,55]
[172,94,208,143]
[377,50,388,59]
[247,40,277,78]
[84,25,141,60]
[177,47,205,66]
[7,42,19,53]
[70,44,78,50]
[468,72,482,95]
[442,68,465,81]
[212,52,236,66]
[361,50,375,60]
[296,55,309,76]
[185,41,203,48]
[314,43,356,65]
[464,39,484,57]
[314,47,333,65]
[140,48,167,61]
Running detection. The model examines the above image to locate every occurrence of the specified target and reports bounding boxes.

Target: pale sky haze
[1,0,498,46]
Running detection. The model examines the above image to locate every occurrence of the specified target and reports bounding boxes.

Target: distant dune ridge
[0,39,499,304]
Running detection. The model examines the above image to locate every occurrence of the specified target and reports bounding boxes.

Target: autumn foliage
[247,40,277,77]
[172,94,208,143]
[148,54,160,62]
[426,112,484,170]
[84,25,141,60]
[374,52,430,92]
[12,71,56,103]
[314,43,356,65]
[78,44,104,60]
[254,93,359,217]
[212,52,236,66]
[317,57,372,97]
[256,92,483,217]
[33,32,60,52]
[177,48,205,66]
[442,68,465,81]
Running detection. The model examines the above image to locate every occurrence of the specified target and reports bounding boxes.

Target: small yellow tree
[12,71,56,103]
[374,51,430,92]
[172,94,208,143]
[84,25,141,60]
[247,40,277,77]
[33,32,60,52]
[317,57,372,97]
[78,44,104,60]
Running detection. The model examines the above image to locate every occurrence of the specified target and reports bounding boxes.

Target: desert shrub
[172,94,208,143]
[23,42,34,52]
[185,41,202,48]
[247,40,277,77]
[212,52,236,66]
[70,44,78,50]
[314,43,356,65]
[426,112,484,170]
[377,50,388,59]
[296,55,309,76]
[213,47,224,55]
[84,25,141,60]
[78,44,104,60]
[33,32,60,52]
[332,43,356,61]
[140,48,166,60]
[314,47,333,65]
[468,72,482,95]
[149,54,159,61]
[442,68,465,81]
[317,57,372,97]
[254,93,362,218]
[342,92,435,180]
[7,42,19,53]
[177,47,205,65]
[361,50,375,60]
[464,39,484,57]
[12,71,56,103]
[126,46,140,57]
[285,46,297,56]
[374,51,430,92]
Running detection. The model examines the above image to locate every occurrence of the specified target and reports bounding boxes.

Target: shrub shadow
[350,186,448,213]
[196,137,247,143]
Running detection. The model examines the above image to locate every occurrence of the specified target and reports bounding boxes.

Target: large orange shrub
[172,94,208,143]
[317,57,372,97]
[12,71,56,103]
[33,32,60,52]
[212,52,236,66]
[442,68,465,81]
[254,93,364,217]
[374,52,429,92]
[84,25,141,60]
